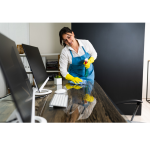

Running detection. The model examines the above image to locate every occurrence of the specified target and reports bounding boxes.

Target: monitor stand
[6,109,47,123]
[35,89,52,96]
[34,78,52,96]
[6,87,47,123]
[34,116,47,123]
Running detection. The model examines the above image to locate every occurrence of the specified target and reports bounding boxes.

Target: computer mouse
[55,89,67,94]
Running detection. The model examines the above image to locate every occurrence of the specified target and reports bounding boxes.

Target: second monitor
[22,44,52,95]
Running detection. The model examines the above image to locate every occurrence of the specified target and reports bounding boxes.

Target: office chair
[116,99,143,122]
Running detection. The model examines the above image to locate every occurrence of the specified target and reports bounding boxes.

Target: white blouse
[59,39,97,78]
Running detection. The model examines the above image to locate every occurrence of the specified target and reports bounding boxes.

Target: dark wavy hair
[59,27,73,47]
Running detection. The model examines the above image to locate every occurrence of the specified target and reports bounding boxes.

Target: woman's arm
[59,49,69,78]
[87,40,97,60]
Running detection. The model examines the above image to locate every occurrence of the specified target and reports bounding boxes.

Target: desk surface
[36,80,127,123]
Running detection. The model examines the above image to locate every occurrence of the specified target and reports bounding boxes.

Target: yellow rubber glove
[83,57,94,69]
[65,74,82,84]
[73,85,82,89]
[83,94,94,102]
[65,83,82,90]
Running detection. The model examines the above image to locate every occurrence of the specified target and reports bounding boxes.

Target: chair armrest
[116,99,143,105]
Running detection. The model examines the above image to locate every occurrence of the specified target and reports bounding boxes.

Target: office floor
[125,98,150,123]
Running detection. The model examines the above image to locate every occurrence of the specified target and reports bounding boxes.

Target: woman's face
[62,32,76,47]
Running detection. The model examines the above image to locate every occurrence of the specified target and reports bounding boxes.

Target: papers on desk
[20,56,46,85]
[20,57,30,72]
[20,56,46,72]
[46,60,58,70]
[27,74,33,85]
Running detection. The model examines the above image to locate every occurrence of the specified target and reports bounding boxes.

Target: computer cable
[0,93,11,100]
[35,94,48,99]
[4,118,17,123]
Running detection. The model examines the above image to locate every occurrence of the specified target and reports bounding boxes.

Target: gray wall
[72,23,145,115]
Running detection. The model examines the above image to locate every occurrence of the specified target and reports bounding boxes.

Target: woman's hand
[83,57,94,69]
[65,83,82,90]
[65,74,82,84]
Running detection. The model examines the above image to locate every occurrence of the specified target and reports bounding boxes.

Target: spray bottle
[84,58,88,77]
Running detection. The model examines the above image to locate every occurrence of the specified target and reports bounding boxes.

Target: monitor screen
[0,33,32,122]
[22,44,48,91]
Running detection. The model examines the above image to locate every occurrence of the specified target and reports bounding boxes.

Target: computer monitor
[0,33,34,122]
[22,44,51,95]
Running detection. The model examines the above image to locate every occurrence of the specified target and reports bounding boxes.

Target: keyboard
[49,94,68,108]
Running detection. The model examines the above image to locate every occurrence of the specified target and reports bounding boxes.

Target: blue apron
[68,46,95,82]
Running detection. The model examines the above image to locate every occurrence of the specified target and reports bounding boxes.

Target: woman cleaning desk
[35,27,127,123]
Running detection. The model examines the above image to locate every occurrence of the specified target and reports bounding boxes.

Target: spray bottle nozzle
[84,58,88,64]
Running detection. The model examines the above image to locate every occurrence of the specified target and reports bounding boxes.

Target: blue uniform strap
[70,47,86,58]
[69,50,74,58]
[82,46,87,54]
